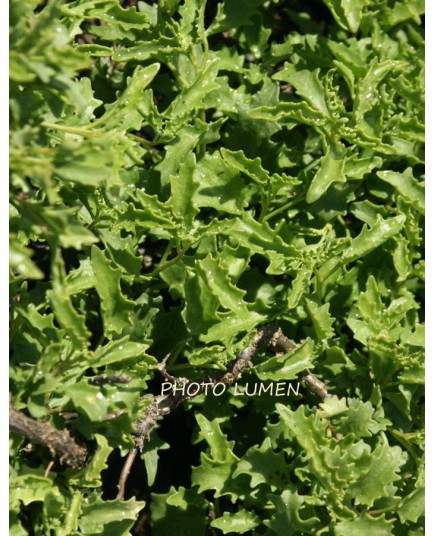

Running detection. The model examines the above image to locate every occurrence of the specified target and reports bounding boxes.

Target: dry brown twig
[9,397,87,468]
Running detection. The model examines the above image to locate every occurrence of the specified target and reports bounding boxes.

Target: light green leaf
[233,437,289,489]
[80,434,113,487]
[195,414,237,463]
[10,474,60,506]
[115,190,177,232]
[342,214,406,263]
[354,58,396,124]
[377,168,424,214]
[156,122,209,186]
[210,510,260,534]
[273,66,329,116]
[91,246,135,337]
[169,152,199,228]
[93,64,161,131]
[306,143,347,203]
[264,489,320,535]
[9,237,44,279]
[335,513,394,535]
[164,58,220,119]
[322,0,364,33]
[305,299,335,341]
[48,253,91,350]
[142,432,170,487]
[91,338,156,368]
[66,382,109,421]
[196,254,248,315]
[79,494,145,535]
[192,415,239,498]
[347,439,406,506]
[183,269,220,336]
[255,339,314,381]
[192,152,252,214]
[221,148,270,185]
[206,0,263,35]
[397,485,425,523]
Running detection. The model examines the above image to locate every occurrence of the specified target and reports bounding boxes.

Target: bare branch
[299,370,333,400]
[88,374,131,386]
[9,399,87,467]
[117,447,139,500]
[133,324,277,450]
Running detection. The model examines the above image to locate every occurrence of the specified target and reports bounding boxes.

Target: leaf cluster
[10,0,424,534]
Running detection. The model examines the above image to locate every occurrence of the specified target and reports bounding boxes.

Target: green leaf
[169,152,199,228]
[91,246,135,337]
[354,58,396,125]
[220,148,270,186]
[319,397,389,439]
[10,474,61,506]
[377,168,424,214]
[196,254,248,315]
[93,64,161,131]
[255,339,314,381]
[397,484,425,523]
[264,489,320,535]
[91,338,156,368]
[195,414,237,463]
[222,212,299,274]
[305,298,335,341]
[183,269,220,336]
[206,0,263,35]
[48,251,91,350]
[115,190,177,232]
[274,66,329,116]
[191,415,239,498]
[9,237,44,280]
[233,437,289,489]
[80,434,113,487]
[151,487,208,536]
[210,509,260,534]
[164,58,220,120]
[342,214,406,263]
[141,432,170,487]
[335,513,394,536]
[66,382,109,421]
[78,494,145,535]
[306,143,347,204]
[156,122,210,186]
[321,0,364,33]
[347,439,406,506]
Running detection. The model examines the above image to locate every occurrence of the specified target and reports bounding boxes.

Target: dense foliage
[10,0,424,534]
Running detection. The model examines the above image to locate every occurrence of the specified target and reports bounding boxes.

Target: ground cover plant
[9,0,425,534]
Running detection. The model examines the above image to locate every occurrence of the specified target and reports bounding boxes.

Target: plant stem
[41,121,96,138]
[263,196,303,222]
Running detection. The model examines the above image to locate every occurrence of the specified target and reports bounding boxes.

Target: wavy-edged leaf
[210,509,260,534]
[306,143,347,203]
[91,246,135,337]
[342,214,406,263]
[377,168,424,215]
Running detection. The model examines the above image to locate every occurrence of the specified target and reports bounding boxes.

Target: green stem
[369,504,401,515]
[145,240,188,282]
[258,193,270,223]
[390,429,420,463]
[263,196,302,222]
[337,215,351,238]
[41,121,96,138]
